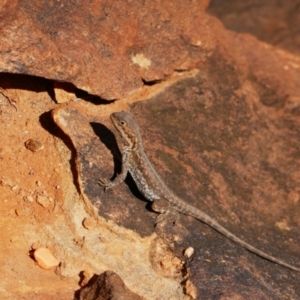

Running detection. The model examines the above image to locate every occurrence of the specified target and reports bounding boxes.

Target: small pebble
[24,195,34,202]
[15,208,29,216]
[36,181,42,187]
[82,217,97,229]
[31,242,40,250]
[73,236,85,247]
[33,247,60,270]
[11,185,19,191]
[25,139,44,152]
[184,247,194,258]
[36,195,50,208]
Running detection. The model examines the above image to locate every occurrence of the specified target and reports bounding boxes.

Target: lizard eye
[120,121,126,126]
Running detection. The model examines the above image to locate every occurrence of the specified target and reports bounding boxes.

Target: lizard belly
[129,167,160,201]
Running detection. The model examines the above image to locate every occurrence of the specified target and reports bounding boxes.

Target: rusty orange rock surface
[0,0,214,99]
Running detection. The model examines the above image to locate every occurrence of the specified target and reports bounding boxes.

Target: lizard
[99,111,300,272]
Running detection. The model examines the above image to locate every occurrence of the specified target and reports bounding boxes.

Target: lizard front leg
[98,147,131,189]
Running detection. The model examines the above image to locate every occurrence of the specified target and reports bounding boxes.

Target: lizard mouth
[110,114,120,131]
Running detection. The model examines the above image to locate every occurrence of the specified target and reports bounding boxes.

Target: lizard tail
[172,199,300,272]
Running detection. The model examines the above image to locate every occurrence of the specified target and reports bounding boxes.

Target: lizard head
[110,111,141,149]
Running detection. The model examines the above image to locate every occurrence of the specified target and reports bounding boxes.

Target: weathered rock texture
[76,271,143,300]
[0,0,213,99]
[208,0,300,56]
[1,0,300,299]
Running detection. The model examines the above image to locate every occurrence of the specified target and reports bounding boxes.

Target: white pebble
[184,247,194,258]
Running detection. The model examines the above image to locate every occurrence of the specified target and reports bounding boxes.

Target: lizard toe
[98,178,110,187]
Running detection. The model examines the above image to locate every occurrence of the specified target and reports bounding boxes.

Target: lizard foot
[152,199,179,225]
[98,178,112,191]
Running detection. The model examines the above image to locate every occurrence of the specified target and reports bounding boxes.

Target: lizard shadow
[90,122,151,209]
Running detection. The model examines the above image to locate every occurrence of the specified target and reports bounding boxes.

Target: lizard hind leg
[151,198,180,225]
